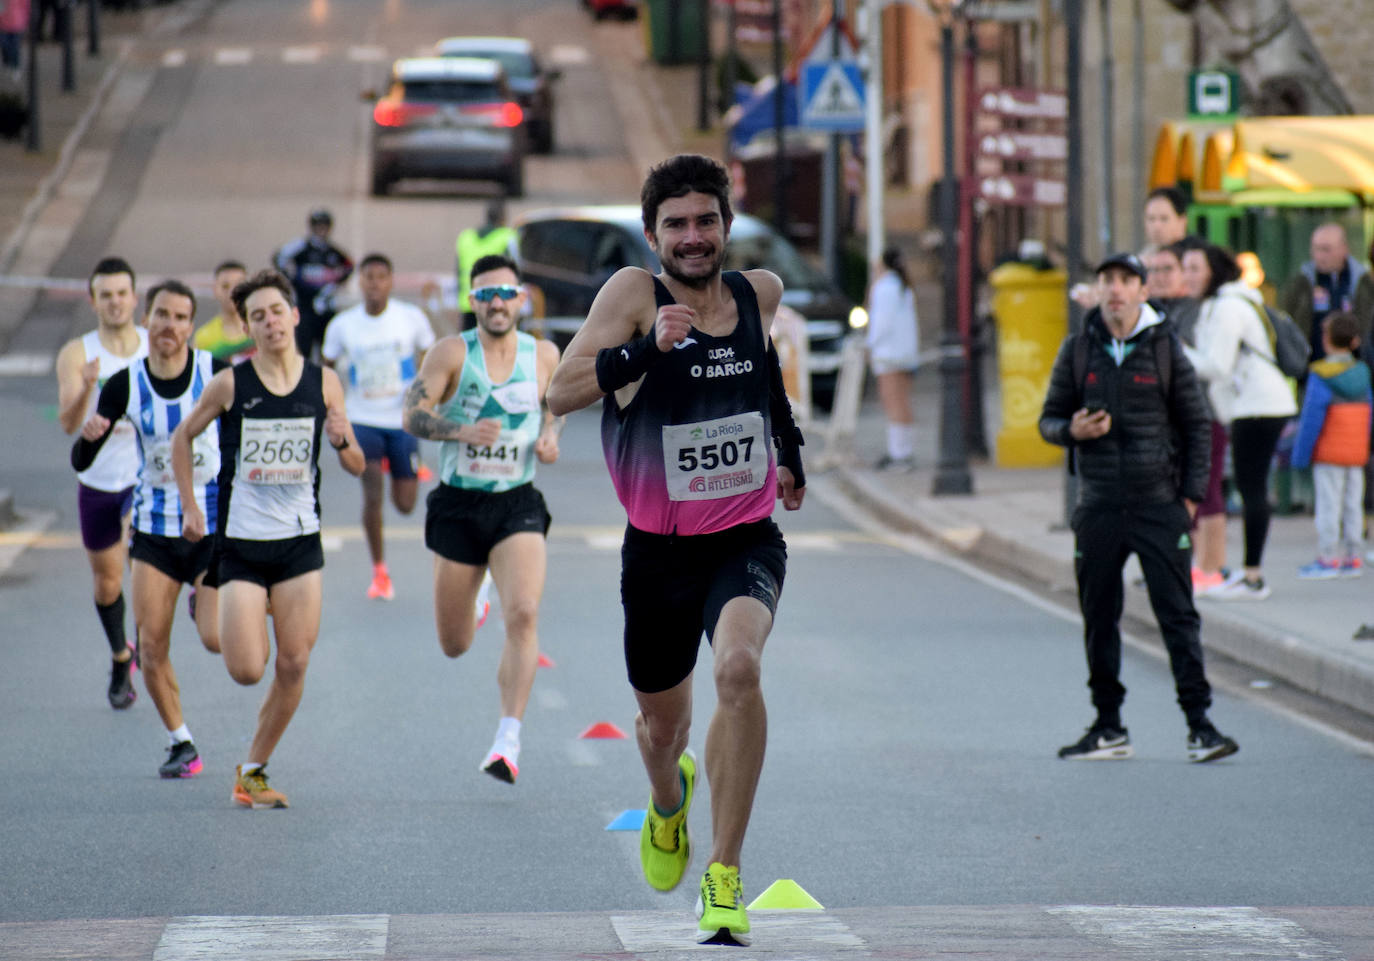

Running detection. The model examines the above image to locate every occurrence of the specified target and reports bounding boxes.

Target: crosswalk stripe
[154,915,389,961]
[548,44,590,67]
[1045,906,1346,959]
[347,45,389,62]
[162,49,187,68]
[213,48,253,66]
[282,45,324,64]
[0,352,53,376]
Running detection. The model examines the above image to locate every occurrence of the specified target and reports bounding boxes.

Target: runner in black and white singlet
[55,257,149,710]
[72,280,225,779]
[404,254,563,786]
[173,269,363,810]
[548,155,806,947]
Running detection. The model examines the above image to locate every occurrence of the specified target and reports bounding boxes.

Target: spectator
[0,0,29,74]
[1182,243,1297,601]
[1279,223,1366,362]
[865,245,919,470]
[455,199,516,331]
[1142,185,1190,252]
[1039,252,1237,763]
[272,208,354,360]
[1290,311,1371,579]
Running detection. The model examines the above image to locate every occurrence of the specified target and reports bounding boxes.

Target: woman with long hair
[1182,243,1297,600]
[865,245,920,469]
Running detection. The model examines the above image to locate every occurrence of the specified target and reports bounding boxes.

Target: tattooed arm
[403,335,501,446]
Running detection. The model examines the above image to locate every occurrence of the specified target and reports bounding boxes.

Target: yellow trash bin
[990,263,1067,467]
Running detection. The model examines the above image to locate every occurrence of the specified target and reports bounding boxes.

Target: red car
[583,0,638,20]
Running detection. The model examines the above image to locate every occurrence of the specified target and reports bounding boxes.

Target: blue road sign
[800,60,865,133]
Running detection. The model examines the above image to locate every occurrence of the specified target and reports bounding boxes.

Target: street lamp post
[931,0,972,495]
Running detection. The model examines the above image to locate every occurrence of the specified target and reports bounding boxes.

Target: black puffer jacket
[1039,305,1211,508]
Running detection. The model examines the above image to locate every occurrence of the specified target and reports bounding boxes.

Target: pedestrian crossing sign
[800,60,866,133]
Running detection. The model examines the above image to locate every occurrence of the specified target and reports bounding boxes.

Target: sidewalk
[620,33,1374,722]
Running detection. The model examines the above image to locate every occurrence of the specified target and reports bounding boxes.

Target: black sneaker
[1187,724,1239,763]
[108,656,136,710]
[1058,724,1133,760]
[159,740,203,778]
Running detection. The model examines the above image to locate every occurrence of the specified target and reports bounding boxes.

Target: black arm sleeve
[764,343,805,489]
[71,368,131,472]
[595,329,665,394]
[211,357,230,373]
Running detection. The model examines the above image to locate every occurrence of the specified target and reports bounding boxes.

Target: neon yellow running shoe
[696,861,750,945]
[639,748,695,891]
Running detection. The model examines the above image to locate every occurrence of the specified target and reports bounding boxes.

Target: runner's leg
[485,531,546,719]
[433,555,486,657]
[703,596,772,869]
[246,569,322,765]
[635,677,694,813]
[131,559,186,732]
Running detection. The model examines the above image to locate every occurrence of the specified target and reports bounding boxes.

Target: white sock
[475,570,494,616]
[496,716,521,745]
[887,423,916,460]
[169,724,192,746]
[241,761,262,775]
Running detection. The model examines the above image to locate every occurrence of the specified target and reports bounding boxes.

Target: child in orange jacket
[1291,311,1373,578]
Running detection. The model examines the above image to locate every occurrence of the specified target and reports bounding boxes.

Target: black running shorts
[621,518,787,694]
[424,482,552,566]
[129,531,216,586]
[218,533,324,588]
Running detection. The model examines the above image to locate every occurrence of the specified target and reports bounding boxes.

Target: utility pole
[1096,0,1113,254]
[863,0,884,270]
[932,3,972,496]
[820,0,845,287]
[772,0,788,240]
[1063,0,1084,522]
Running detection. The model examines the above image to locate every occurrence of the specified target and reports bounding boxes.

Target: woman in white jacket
[865,246,920,469]
[1182,243,1297,600]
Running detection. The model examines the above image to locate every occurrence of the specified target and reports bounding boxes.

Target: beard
[661,245,726,290]
[477,309,516,337]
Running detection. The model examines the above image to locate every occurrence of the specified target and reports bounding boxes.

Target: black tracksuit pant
[1071,499,1212,728]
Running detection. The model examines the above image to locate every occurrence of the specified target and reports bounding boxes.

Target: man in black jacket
[1040,252,1239,763]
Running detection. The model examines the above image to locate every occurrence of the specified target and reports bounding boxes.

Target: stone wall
[1289,0,1374,113]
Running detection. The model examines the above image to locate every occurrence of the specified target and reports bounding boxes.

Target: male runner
[73,280,225,777]
[173,269,363,809]
[403,254,562,785]
[546,154,806,946]
[193,260,254,363]
[322,252,435,600]
[55,257,149,709]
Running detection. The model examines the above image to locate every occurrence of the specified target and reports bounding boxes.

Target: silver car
[368,57,527,197]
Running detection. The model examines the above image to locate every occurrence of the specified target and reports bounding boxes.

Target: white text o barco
[690,360,754,379]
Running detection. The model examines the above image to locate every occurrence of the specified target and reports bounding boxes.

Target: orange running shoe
[367,564,395,600]
[232,764,289,809]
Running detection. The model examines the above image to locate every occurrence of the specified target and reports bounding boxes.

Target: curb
[831,466,1374,720]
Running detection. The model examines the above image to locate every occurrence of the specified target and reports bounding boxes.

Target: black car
[435,36,559,154]
[514,205,865,408]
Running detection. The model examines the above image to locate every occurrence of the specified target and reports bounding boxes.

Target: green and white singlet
[437,329,542,493]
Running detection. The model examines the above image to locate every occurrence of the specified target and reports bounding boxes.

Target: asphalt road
[0,1,1372,957]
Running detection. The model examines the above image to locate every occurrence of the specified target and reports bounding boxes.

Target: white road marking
[162,49,187,68]
[565,740,602,767]
[0,352,53,375]
[1046,906,1344,959]
[213,48,253,66]
[586,533,623,551]
[548,44,590,67]
[154,915,388,961]
[612,912,865,951]
[348,45,389,62]
[282,45,323,64]
[320,535,344,553]
[536,687,569,710]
